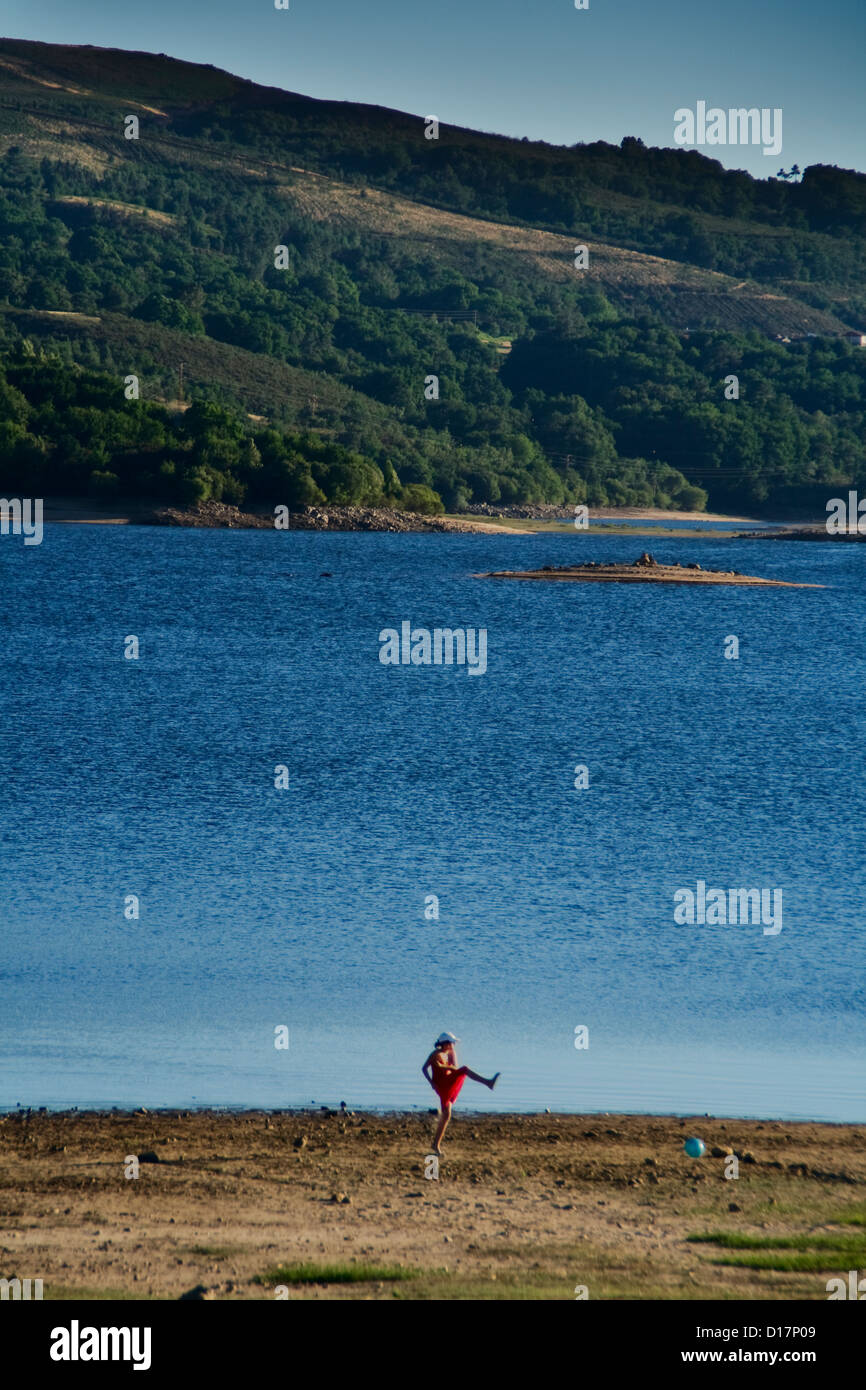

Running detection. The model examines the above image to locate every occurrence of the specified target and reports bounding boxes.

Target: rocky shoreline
[41,498,759,532]
[140,501,518,533]
[147,500,440,531]
[738,526,866,541]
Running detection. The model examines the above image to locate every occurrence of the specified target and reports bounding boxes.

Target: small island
[476,553,824,587]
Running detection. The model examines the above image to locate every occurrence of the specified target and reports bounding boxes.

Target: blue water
[1,526,864,1120]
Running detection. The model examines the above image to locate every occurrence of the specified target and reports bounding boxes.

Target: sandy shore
[591,508,760,522]
[1,1110,862,1301]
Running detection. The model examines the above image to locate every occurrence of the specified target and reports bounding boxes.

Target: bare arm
[422,1051,436,1086]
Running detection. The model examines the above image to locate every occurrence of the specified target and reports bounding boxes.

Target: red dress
[432,1049,466,1106]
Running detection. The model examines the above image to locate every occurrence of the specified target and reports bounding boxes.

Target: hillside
[0,36,865,513]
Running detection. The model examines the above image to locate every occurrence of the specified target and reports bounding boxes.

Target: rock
[741,1151,757,1164]
[293,1136,308,1149]
[179,1284,213,1301]
[137,1151,160,1164]
[330,1192,351,1204]
[710,1146,731,1158]
[729,1202,741,1212]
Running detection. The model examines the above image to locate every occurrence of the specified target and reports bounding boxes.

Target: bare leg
[432,1101,452,1153]
[463,1067,500,1090]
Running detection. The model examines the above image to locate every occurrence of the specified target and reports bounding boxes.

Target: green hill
[0,36,864,513]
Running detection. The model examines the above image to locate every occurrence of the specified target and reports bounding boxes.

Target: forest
[0,39,865,514]
[0,347,446,512]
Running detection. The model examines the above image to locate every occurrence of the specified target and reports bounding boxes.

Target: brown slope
[276,174,849,337]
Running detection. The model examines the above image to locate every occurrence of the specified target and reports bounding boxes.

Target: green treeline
[0,348,441,512]
[502,321,866,512]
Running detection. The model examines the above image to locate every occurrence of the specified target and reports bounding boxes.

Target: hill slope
[0,37,865,513]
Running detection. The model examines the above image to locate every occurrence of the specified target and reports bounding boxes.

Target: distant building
[844,330,866,347]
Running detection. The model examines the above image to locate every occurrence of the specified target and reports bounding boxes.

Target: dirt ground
[1,1110,863,1301]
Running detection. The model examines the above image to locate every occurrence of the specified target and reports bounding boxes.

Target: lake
[1,524,864,1120]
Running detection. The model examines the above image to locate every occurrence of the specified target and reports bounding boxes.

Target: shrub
[88,469,120,497]
[397,483,444,514]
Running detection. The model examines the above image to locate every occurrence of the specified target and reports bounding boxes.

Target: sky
[2,0,864,179]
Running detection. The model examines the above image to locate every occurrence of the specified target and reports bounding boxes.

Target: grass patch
[688,1229,866,1273]
[254,1261,415,1287]
[392,1272,568,1300]
[688,1231,866,1253]
[713,1253,861,1272]
[831,1207,866,1227]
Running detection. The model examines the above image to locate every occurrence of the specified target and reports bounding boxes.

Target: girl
[422,1031,500,1154]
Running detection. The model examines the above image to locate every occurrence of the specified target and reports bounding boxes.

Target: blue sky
[3,0,864,178]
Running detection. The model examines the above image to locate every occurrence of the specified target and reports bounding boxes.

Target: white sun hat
[435,1031,460,1045]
